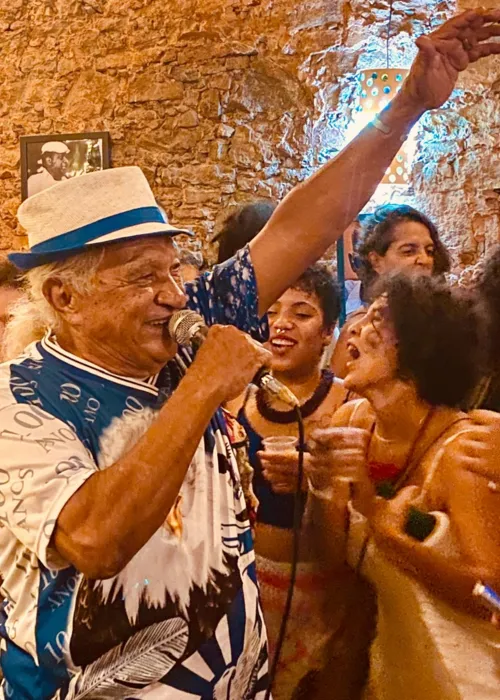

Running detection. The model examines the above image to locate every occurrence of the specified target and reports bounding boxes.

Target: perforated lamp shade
[349,68,411,185]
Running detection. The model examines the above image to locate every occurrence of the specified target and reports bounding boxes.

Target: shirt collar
[40,331,161,397]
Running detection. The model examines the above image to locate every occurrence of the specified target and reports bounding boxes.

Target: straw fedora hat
[10,166,192,270]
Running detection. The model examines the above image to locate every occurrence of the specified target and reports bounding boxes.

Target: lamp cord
[386,0,394,69]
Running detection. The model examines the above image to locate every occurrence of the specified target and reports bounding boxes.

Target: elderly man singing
[1,10,500,699]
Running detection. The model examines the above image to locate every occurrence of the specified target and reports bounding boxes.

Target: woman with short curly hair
[308,273,499,699]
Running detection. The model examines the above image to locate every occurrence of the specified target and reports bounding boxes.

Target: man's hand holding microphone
[188,323,274,403]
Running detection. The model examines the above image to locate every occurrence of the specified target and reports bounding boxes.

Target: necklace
[355,406,465,574]
[372,427,400,444]
[256,370,334,424]
[367,407,435,499]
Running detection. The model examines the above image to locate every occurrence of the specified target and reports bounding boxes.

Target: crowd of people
[0,7,500,700]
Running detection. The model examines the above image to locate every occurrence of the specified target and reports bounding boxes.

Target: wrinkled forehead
[46,151,68,160]
[98,235,179,272]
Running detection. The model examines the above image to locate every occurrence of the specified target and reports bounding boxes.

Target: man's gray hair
[3,248,103,360]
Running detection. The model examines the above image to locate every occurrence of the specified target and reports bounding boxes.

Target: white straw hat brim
[9,166,194,270]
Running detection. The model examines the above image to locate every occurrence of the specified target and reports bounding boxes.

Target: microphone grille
[168,310,206,346]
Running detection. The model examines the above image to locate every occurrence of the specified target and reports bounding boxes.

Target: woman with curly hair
[306,274,500,699]
[331,204,450,377]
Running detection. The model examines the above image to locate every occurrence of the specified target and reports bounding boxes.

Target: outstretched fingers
[476,24,500,41]
[470,41,500,61]
[442,8,500,31]
[469,409,500,426]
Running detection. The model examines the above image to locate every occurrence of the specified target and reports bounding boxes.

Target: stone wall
[414,0,500,284]
[0,0,498,275]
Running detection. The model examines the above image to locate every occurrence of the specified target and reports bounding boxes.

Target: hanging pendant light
[344,1,416,185]
[349,68,412,185]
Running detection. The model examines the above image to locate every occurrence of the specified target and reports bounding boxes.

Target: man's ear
[368,250,385,275]
[42,277,83,324]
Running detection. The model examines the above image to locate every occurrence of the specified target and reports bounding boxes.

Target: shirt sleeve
[0,402,98,570]
[186,245,269,342]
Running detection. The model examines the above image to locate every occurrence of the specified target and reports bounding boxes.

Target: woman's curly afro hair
[373,273,486,408]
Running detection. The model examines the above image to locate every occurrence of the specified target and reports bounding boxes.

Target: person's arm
[250,9,500,315]
[302,401,374,566]
[54,325,271,579]
[376,418,500,614]
[371,486,495,618]
[441,417,500,586]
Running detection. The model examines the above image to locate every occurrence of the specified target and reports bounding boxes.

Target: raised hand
[370,486,424,575]
[402,8,500,111]
[371,485,421,540]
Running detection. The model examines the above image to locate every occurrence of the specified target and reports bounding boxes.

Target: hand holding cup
[258,436,305,494]
[306,427,371,500]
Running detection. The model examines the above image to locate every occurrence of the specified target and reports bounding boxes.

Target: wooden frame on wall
[20,131,111,201]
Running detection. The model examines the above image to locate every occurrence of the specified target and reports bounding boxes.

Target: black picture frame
[20,131,111,201]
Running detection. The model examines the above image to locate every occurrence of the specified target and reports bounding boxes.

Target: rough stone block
[174,109,199,128]
[129,73,184,103]
[198,89,221,118]
[218,124,235,139]
[184,187,222,205]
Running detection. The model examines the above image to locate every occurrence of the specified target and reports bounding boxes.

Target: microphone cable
[264,405,306,700]
[175,340,305,697]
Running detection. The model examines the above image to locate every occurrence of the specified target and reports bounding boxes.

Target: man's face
[0,286,23,358]
[45,152,70,180]
[70,237,188,377]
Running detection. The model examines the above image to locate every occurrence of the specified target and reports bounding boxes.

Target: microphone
[168,309,299,407]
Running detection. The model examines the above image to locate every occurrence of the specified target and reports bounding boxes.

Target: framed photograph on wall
[20,131,111,200]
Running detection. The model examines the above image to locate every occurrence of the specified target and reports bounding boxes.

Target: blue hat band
[30,206,168,255]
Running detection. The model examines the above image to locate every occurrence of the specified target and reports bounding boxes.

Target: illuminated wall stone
[0,0,498,278]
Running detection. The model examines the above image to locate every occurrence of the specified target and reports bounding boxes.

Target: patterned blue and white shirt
[0,246,270,699]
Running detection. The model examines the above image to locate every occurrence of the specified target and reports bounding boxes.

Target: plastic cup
[261,436,298,452]
[307,427,370,500]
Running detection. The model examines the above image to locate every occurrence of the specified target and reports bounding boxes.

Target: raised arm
[250,9,500,315]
